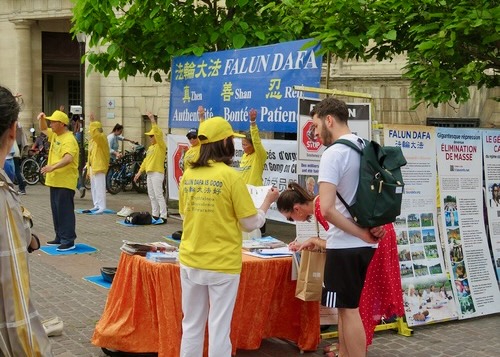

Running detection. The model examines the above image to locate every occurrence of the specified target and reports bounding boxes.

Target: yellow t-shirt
[139,124,166,174]
[183,144,200,172]
[239,124,267,186]
[179,162,257,274]
[45,129,79,190]
[88,121,110,174]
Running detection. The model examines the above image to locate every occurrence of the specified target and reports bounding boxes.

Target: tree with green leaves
[71,0,298,82]
[272,0,500,107]
[71,0,499,107]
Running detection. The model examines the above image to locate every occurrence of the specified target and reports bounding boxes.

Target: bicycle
[106,144,147,194]
[21,147,48,185]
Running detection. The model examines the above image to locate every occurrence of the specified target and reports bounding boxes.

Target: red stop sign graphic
[173,143,189,186]
[302,121,322,152]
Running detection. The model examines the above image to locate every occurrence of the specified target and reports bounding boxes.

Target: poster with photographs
[482,129,500,282]
[385,125,458,326]
[436,127,500,319]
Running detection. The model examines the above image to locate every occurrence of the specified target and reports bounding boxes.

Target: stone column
[11,19,35,128]
[85,61,101,120]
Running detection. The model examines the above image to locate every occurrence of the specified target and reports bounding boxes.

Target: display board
[167,134,296,223]
[482,130,500,282]
[436,127,500,319]
[384,125,458,326]
[169,39,323,133]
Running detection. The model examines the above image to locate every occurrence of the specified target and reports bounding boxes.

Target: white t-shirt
[318,133,378,249]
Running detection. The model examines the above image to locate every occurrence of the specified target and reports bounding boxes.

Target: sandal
[323,343,339,354]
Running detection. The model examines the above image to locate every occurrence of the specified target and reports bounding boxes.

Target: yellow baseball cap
[198,117,245,144]
[45,110,69,125]
[145,128,155,136]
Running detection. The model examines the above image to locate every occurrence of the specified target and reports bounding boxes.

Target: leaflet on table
[256,247,293,256]
[146,251,179,263]
[242,236,287,249]
[246,184,273,208]
[120,240,177,256]
[242,250,292,259]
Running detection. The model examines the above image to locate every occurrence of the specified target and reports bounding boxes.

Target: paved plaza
[20,184,499,357]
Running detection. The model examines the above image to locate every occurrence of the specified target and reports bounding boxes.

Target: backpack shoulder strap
[333,138,363,154]
[331,138,364,215]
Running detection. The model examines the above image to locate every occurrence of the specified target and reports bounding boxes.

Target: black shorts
[323,247,375,309]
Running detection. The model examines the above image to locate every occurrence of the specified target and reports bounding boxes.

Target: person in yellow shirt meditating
[134,111,167,223]
[84,113,110,214]
[38,109,79,251]
[179,116,279,357]
[239,108,267,186]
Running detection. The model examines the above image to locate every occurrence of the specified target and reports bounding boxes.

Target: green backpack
[334,138,407,228]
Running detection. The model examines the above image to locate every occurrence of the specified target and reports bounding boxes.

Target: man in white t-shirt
[311,97,384,357]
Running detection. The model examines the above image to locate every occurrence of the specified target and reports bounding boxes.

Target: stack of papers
[242,236,287,250]
[243,246,293,259]
[120,240,177,256]
[146,251,179,263]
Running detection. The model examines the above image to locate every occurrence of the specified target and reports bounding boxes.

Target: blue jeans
[14,157,26,191]
[50,187,77,245]
[3,158,15,181]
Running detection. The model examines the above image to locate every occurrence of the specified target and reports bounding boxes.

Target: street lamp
[76,32,86,178]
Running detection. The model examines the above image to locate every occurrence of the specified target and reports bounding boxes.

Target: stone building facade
[0,1,498,146]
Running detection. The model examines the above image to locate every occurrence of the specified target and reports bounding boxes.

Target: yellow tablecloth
[92,253,320,355]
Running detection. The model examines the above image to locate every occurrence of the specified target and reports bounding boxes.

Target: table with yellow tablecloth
[92,252,320,355]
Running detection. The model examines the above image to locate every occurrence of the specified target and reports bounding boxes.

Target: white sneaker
[117,206,134,217]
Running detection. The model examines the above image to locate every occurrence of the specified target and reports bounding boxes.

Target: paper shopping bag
[295,250,326,301]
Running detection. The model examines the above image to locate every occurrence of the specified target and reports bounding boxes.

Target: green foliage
[71,0,299,82]
[71,0,499,107]
[271,0,500,107]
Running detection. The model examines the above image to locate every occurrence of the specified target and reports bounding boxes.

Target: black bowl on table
[100,267,117,283]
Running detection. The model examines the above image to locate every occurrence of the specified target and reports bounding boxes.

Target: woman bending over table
[276,182,403,357]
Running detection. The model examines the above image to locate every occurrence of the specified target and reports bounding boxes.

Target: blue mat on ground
[40,243,98,256]
[75,208,117,214]
[83,275,111,289]
[117,218,166,227]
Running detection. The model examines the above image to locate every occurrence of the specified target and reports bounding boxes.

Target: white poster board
[385,125,458,326]
[481,129,500,282]
[166,134,297,223]
[436,127,500,319]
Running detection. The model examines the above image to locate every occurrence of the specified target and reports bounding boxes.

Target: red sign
[173,143,189,186]
[302,121,322,152]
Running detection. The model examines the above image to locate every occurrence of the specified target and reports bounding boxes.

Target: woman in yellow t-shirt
[239,108,267,186]
[134,112,167,222]
[179,116,278,357]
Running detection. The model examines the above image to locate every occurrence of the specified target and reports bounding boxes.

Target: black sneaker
[46,240,61,246]
[56,243,76,251]
[18,190,26,195]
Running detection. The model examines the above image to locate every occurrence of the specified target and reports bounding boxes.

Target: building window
[68,79,80,107]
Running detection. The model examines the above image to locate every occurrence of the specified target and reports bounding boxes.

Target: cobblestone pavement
[20,184,499,357]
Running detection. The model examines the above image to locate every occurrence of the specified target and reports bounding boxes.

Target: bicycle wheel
[21,158,40,185]
[132,169,148,194]
[39,157,47,185]
[82,166,91,190]
[106,165,122,194]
